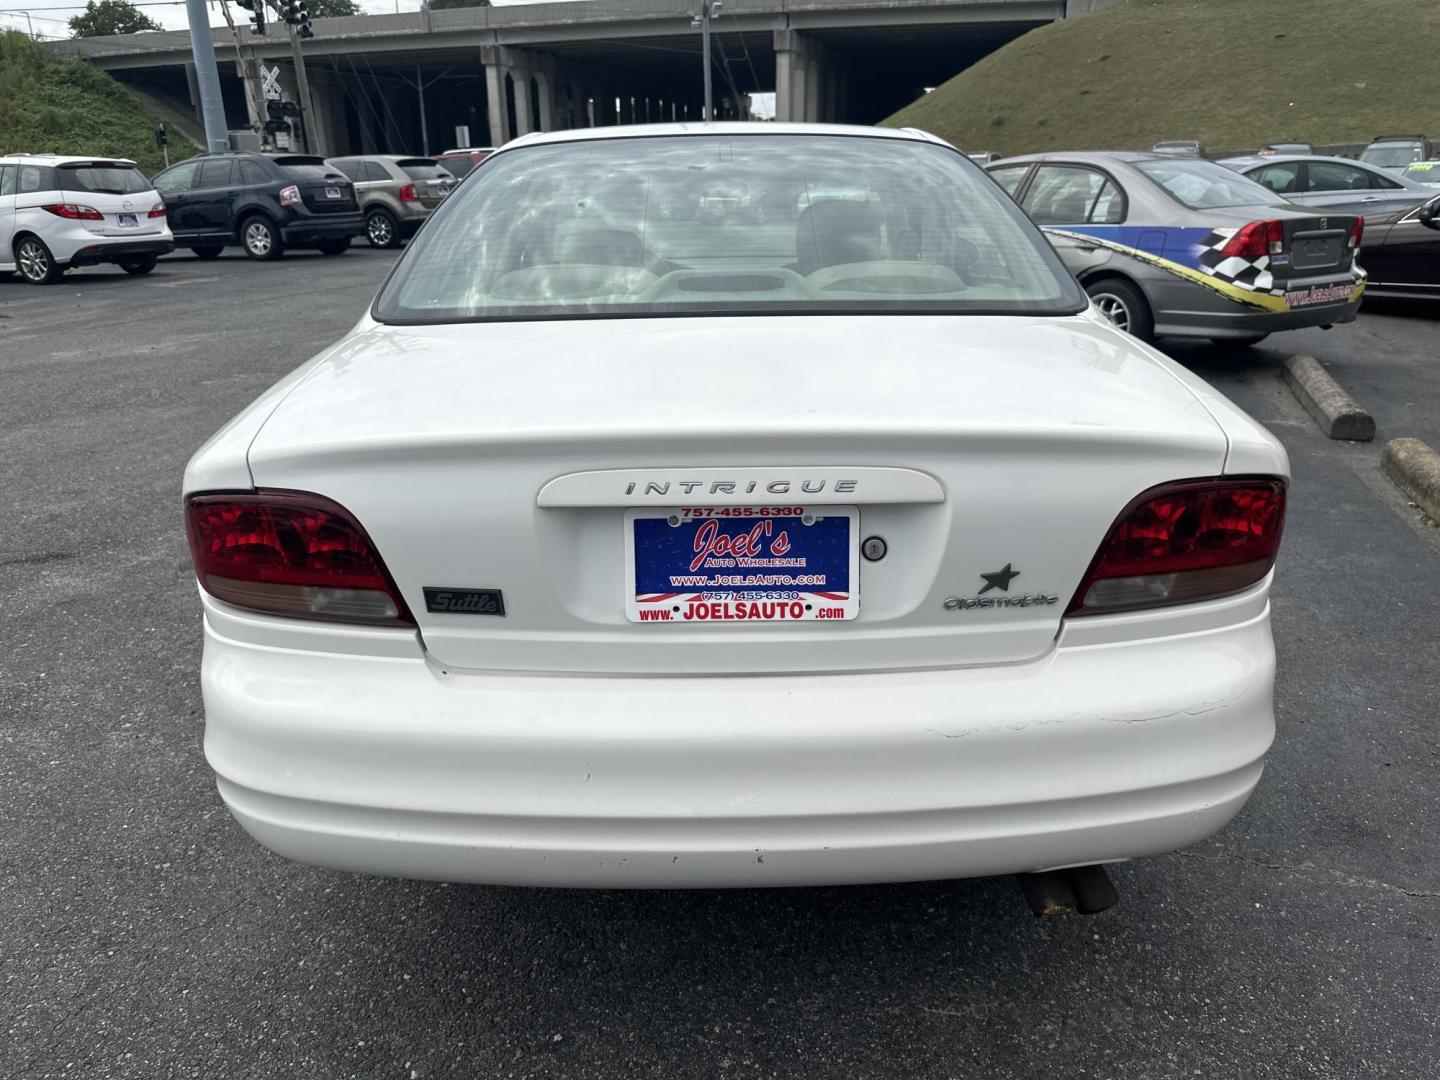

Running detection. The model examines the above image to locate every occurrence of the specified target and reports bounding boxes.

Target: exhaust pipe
[1017,864,1118,917]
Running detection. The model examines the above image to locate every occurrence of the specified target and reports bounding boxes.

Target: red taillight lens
[41,203,104,220]
[398,183,418,202]
[1220,220,1284,259]
[1067,478,1287,616]
[184,491,414,626]
[1348,217,1364,250]
[279,184,302,207]
[148,201,167,218]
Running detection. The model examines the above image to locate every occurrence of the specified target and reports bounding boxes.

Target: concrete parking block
[1281,353,1375,441]
[1381,437,1440,521]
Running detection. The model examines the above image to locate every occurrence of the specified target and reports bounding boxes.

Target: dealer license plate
[324,186,342,199]
[117,213,137,228]
[625,506,859,623]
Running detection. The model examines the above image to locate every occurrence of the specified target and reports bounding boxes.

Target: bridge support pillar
[482,45,514,145]
[534,67,555,132]
[512,70,535,138]
[775,28,833,122]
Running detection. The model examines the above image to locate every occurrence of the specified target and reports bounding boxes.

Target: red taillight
[41,203,103,220]
[1067,478,1286,616]
[148,201,167,218]
[1348,217,1364,250]
[184,491,413,626]
[279,184,302,207]
[1220,220,1285,259]
[398,183,419,202]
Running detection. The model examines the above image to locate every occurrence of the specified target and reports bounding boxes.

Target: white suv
[0,154,175,284]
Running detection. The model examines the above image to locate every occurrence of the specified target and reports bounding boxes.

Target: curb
[1281,354,1375,441]
[1381,438,1440,522]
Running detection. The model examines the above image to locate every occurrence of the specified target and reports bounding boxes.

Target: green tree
[304,0,364,16]
[426,0,493,10]
[67,0,162,36]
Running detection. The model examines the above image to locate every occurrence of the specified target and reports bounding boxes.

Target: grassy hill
[0,31,196,174]
[882,0,1440,156]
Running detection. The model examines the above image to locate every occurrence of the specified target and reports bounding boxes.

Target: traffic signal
[233,0,264,34]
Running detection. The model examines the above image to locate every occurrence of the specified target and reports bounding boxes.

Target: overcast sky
[0,0,566,37]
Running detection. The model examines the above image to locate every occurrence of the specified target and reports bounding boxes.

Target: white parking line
[149,276,222,288]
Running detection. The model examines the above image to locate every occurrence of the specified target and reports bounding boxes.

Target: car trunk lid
[55,161,166,237]
[396,158,454,208]
[245,314,1230,675]
[274,156,357,214]
[1212,203,1359,277]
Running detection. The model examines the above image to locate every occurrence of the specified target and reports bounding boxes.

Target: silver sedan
[989,152,1365,345]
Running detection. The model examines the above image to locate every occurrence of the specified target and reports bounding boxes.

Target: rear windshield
[439,156,475,178]
[1361,143,1423,168]
[273,156,345,182]
[374,134,1085,324]
[58,163,152,195]
[397,159,452,181]
[1134,158,1288,209]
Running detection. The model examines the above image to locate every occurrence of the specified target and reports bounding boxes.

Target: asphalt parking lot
[2,249,1437,1079]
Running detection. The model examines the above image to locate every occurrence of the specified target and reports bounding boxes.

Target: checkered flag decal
[1195,228,1275,292]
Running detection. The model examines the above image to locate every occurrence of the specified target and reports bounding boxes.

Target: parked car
[1346,193,1440,298]
[966,151,1001,165]
[1221,153,1438,216]
[0,154,174,284]
[1400,161,1440,188]
[151,152,363,260]
[1359,134,1437,171]
[988,151,1365,345]
[1257,142,1313,156]
[1151,140,1205,158]
[434,147,495,180]
[184,123,1290,896]
[326,154,455,249]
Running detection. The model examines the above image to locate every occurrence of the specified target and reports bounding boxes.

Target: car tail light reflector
[1067,478,1286,616]
[42,203,103,220]
[279,184,303,207]
[1221,220,1285,259]
[148,201,167,218]
[398,183,419,202]
[185,491,414,626]
[1348,217,1364,250]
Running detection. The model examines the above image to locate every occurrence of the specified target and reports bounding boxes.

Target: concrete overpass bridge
[55,0,1109,158]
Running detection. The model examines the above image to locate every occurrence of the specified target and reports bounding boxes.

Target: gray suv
[326,155,455,249]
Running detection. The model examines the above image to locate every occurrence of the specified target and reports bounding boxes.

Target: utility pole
[690,1,721,121]
[265,0,323,156]
[397,65,451,157]
[221,0,268,144]
[184,0,232,151]
[286,21,318,154]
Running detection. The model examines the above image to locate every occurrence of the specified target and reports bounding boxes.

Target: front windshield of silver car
[373,135,1085,322]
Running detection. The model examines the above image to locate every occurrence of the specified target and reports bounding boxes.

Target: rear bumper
[280,213,364,244]
[66,238,176,267]
[201,593,1277,888]
[1151,275,1364,339]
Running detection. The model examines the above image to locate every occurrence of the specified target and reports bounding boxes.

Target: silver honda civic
[988,151,1365,345]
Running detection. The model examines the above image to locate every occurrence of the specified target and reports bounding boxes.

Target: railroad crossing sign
[262,65,281,101]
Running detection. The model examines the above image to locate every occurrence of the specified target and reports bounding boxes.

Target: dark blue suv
[152,152,364,260]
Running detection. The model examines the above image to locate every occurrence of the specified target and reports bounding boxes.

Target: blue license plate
[625,507,858,623]
[118,213,137,227]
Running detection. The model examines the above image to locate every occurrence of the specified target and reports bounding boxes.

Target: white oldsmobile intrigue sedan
[184,124,1288,894]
